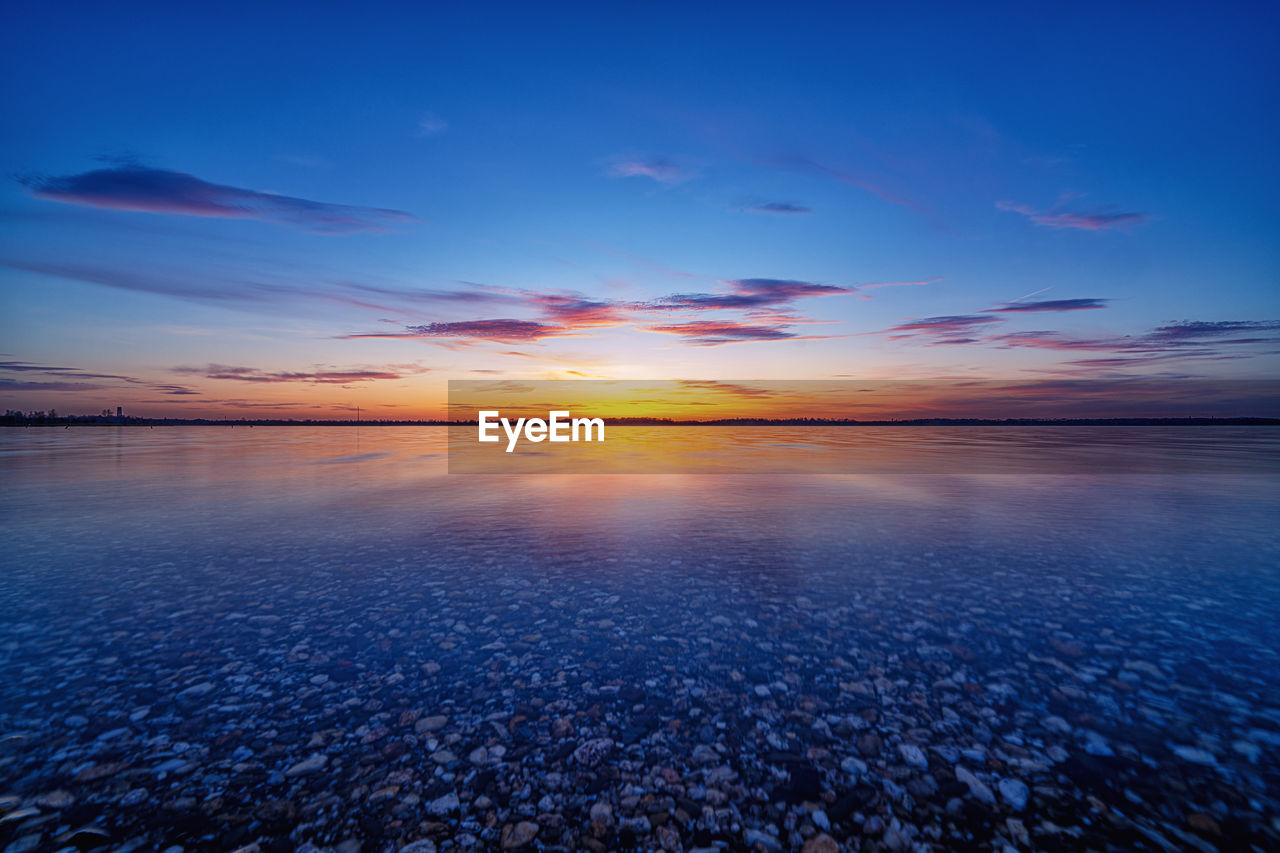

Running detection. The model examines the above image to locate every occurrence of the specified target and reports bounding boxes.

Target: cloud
[607,157,692,184]
[852,278,943,300]
[172,364,429,384]
[772,155,923,213]
[639,319,799,345]
[5,261,527,318]
[884,314,1005,344]
[0,378,108,392]
[11,251,877,349]
[525,294,632,327]
[985,320,1280,370]
[745,201,811,215]
[638,318,843,346]
[1059,353,1249,370]
[650,278,852,311]
[0,361,80,373]
[986,298,1109,313]
[417,112,448,137]
[997,199,1148,232]
[0,360,202,395]
[991,320,1280,354]
[6,260,293,303]
[345,275,860,346]
[346,319,571,344]
[1147,320,1280,343]
[987,330,1116,351]
[21,165,419,233]
[676,380,778,397]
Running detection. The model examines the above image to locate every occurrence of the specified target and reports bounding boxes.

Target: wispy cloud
[879,311,1278,369]
[676,380,779,397]
[4,260,520,318]
[607,157,692,184]
[0,378,109,392]
[991,320,1280,354]
[639,319,801,345]
[21,165,419,233]
[345,319,572,344]
[345,274,866,346]
[772,155,923,213]
[745,201,811,215]
[11,250,921,349]
[1147,320,1280,344]
[987,330,1118,351]
[525,294,632,326]
[852,278,943,300]
[883,314,1005,344]
[417,112,448,137]
[649,278,852,311]
[982,320,1280,372]
[171,364,429,384]
[639,318,843,346]
[6,260,291,304]
[997,199,1148,232]
[0,360,199,395]
[986,298,1109,313]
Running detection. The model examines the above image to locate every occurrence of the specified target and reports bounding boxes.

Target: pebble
[427,792,459,815]
[415,714,448,733]
[572,737,614,767]
[898,743,928,770]
[997,777,1029,811]
[955,766,995,804]
[1170,745,1218,765]
[284,753,327,777]
[744,828,782,851]
[802,834,839,853]
[501,821,539,848]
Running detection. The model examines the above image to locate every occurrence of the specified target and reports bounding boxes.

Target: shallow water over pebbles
[1,427,1278,852]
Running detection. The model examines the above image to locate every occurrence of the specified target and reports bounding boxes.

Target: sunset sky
[2,2,1277,419]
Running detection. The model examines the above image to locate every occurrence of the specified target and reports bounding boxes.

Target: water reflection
[0,427,1277,850]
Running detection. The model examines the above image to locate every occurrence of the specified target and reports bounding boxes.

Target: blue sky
[2,1,1277,417]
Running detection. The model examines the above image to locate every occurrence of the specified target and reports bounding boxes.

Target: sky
[1,1,1277,419]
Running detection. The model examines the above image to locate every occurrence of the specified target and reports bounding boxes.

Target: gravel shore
[2,533,1278,852]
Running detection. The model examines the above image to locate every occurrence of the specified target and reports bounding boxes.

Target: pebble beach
[2,428,1278,852]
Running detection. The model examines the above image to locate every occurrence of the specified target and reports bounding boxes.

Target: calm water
[1,427,1278,851]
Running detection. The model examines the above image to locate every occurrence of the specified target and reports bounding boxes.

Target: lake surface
[1,427,1278,852]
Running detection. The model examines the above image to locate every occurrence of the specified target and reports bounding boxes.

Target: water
[1,426,1278,851]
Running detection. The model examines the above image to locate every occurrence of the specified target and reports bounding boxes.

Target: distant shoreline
[4,416,1278,427]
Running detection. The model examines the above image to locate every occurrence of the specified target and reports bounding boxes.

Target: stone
[744,829,781,851]
[1169,745,1217,765]
[33,790,74,809]
[997,777,1029,810]
[427,792,459,815]
[857,733,882,757]
[573,738,614,767]
[898,743,928,770]
[284,753,327,776]
[415,715,448,733]
[802,833,839,853]
[501,821,539,849]
[955,766,995,804]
